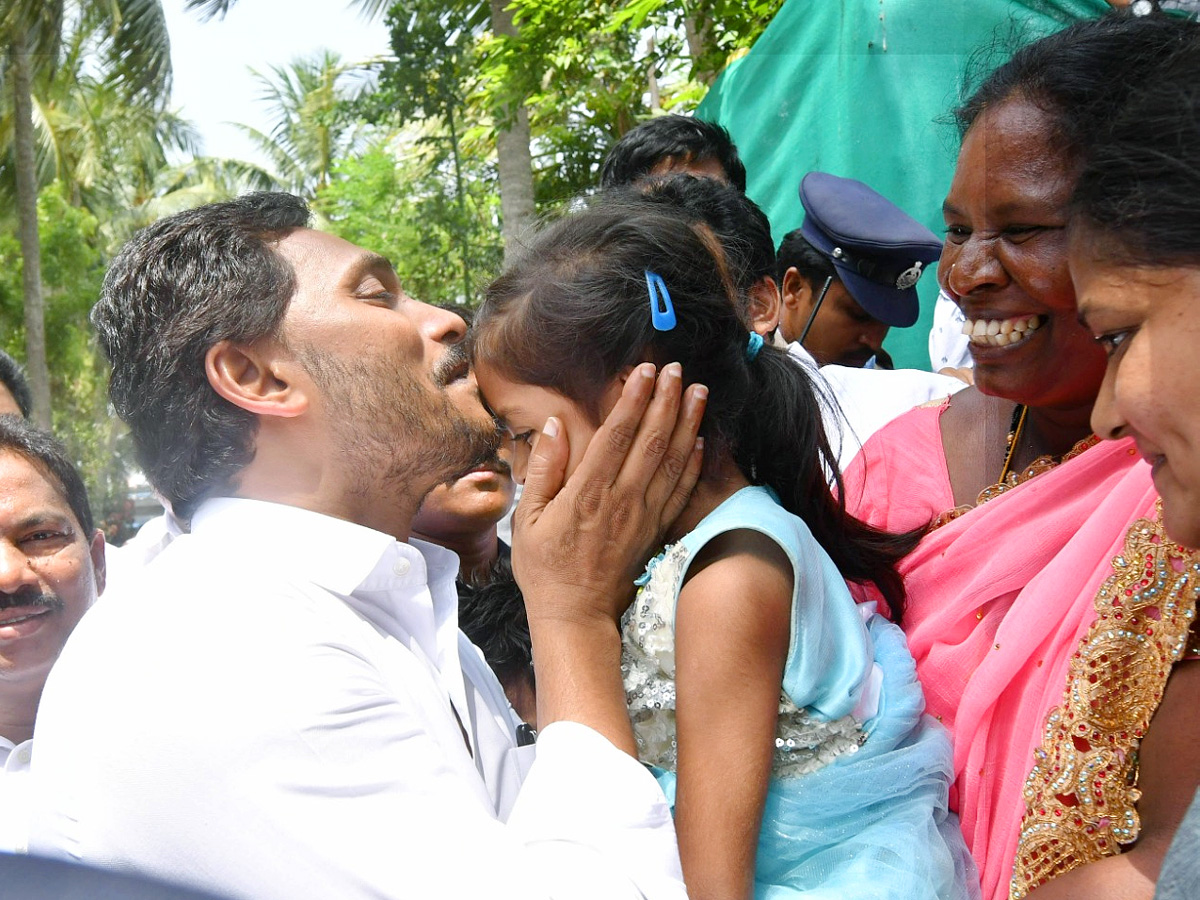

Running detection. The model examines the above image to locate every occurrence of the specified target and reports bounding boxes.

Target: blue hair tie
[745,332,764,361]
[645,270,677,331]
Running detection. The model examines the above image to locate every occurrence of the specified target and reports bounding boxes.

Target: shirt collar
[786,340,819,370]
[187,498,465,695]
[190,497,428,596]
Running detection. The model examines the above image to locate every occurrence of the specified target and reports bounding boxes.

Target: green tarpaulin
[697,0,1112,369]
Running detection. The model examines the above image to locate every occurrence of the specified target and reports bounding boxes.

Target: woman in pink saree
[843,10,1200,900]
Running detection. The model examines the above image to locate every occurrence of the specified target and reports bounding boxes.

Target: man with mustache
[0,417,105,853]
[28,193,703,900]
[412,446,536,724]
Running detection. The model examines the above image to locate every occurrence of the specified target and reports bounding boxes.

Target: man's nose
[0,541,38,595]
[861,321,890,351]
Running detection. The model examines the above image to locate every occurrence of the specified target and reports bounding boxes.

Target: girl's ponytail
[736,343,920,622]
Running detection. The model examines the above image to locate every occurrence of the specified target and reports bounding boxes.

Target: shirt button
[17,746,31,765]
[393,559,411,577]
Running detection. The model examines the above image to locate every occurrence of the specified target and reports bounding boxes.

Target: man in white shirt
[29,192,704,899]
[0,417,105,853]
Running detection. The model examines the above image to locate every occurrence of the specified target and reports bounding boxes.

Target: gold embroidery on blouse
[931,436,1101,530]
[1010,505,1200,899]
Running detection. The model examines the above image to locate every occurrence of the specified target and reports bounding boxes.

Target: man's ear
[205,339,308,419]
[89,528,106,598]
[747,276,781,335]
[781,267,812,313]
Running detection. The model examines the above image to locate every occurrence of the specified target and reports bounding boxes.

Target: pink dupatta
[899,438,1153,900]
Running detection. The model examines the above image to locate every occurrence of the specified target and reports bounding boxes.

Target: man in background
[0,417,105,853]
[600,114,746,190]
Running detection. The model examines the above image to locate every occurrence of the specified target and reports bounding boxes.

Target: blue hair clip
[645,270,677,331]
[745,332,764,362]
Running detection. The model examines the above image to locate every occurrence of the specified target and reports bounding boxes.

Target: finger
[660,436,705,536]
[611,361,685,492]
[645,380,707,521]
[513,416,565,531]
[570,362,657,487]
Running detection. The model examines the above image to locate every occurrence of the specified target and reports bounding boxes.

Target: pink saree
[845,408,1162,899]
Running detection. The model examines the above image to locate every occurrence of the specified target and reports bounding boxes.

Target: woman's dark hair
[1071,36,1200,267]
[472,194,919,620]
[955,10,1200,168]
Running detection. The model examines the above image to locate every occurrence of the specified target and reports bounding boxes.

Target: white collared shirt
[0,736,33,853]
[785,341,967,472]
[29,498,684,900]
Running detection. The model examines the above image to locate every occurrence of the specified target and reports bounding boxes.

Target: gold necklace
[998,403,1029,484]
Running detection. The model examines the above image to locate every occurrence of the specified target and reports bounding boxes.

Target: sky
[162,0,392,167]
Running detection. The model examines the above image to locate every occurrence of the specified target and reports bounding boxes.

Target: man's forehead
[0,451,76,525]
[275,228,394,283]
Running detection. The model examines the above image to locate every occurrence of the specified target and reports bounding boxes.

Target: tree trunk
[489,0,536,264]
[684,12,719,86]
[10,34,53,428]
[445,105,473,305]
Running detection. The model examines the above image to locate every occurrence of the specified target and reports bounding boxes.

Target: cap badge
[894,261,924,290]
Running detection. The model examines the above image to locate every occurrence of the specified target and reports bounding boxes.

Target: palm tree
[1,0,171,426]
[186,0,538,262]
[237,51,370,197]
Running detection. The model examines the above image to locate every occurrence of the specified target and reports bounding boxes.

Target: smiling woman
[1065,31,1200,900]
[839,11,1200,900]
[1069,37,1200,551]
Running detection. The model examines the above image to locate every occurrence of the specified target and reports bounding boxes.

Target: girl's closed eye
[507,428,536,448]
[1094,328,1133,357]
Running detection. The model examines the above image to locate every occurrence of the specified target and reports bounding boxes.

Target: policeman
[776,172,942,368]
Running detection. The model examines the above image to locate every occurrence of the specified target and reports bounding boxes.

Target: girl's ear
[600,367,640,419]
[747,276,782,335]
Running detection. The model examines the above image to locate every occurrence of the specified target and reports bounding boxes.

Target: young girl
[471,197,976,900]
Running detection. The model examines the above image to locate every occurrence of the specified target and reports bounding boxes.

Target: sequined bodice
[620,541,867,778]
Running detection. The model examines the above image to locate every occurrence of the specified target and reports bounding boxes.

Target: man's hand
[511,362,706,748]
[513,362,707,626]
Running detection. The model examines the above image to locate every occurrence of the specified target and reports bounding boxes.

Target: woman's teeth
[961,314,1044,347]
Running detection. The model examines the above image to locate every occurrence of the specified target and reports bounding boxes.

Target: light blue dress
[621,486,978,899]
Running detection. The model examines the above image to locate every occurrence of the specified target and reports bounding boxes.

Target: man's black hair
[0,416,94,535]
[599,114,747,192]
[456,553,533,685]
[776,228,836,289]
[0,350,33,418]
[91,192,311,521]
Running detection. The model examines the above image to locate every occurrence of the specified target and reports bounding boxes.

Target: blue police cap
[798,172,943,328]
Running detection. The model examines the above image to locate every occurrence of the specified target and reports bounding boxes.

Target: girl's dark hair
[1071,36,1200,268]
[955,10,1200,169]
[472,194,919,620]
